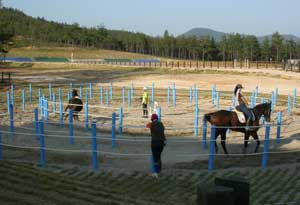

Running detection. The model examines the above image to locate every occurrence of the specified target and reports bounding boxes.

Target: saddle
[232,108,255,124]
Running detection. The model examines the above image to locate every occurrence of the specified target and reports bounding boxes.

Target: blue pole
[29,83,32,104]
[39,120,45,168]
[69,82,73,97]
[22,89,25,111]
[6,91,10,113]
[128,89,131,108]
[85,101,89,130]
[11,84,14,106]
[157,107,161,121]
[167,86,170,106]
[34,108,39,140]
[38,88,41,103]
[106,89,109,107]
[194,106,199,137]
[276,112,282,144]
[208,125,216,171]
[112,112,116,148]
[79,86,82,98]
[216,92,219,110]
[271,91,275,111]
[67,92,70,102]
[46,99,49,121]
[110,81,113,100]
[211,85,215,106]
[202,117,207,149]
[53,93,56,118]
[58,88,62,102]
[172,82,176,107]
[91,121,98,170]
[100,87,103,104]
[90,82,93,99]
[9,104,14,136]
[119,107,123,135]
[59,101,63,128]
[287,95,291,115]
[131,82,134,99]
[195,86,198,108]
[69,109,74,144]
[293,88,297,108]
[122,87,125,105]
[262,124,270,169]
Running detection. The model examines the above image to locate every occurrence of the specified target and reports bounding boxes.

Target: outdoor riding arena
[0,63,300,204]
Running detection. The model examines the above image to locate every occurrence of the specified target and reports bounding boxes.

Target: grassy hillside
[8,47,161,59]
[0,161,299,205]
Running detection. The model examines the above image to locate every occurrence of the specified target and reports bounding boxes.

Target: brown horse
[204,102,272,154]
[64,89,83,121]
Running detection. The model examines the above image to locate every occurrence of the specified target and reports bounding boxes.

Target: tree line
[1,7,300,62]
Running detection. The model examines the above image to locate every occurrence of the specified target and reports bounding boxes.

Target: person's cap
[143,86,147,90]
[151,113,158,121]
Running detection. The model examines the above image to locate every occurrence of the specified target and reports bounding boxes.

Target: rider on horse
[234,84,253,131]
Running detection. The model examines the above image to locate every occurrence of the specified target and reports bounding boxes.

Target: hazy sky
[3,0,300,37]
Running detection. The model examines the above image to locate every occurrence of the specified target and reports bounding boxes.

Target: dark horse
[64,89,83,121]
[204,102,272,154]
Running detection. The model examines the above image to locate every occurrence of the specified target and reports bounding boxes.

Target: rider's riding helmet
[236,84,243,89]
[151,113,158,121]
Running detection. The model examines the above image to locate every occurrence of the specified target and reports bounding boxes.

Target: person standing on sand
[142,86,149,118]
[146,113,166,178]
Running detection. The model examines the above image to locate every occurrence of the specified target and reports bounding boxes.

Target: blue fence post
[85,100,89,130]
[194,106,199,137]
[195,86,198,107]
[276,112,282,144]
[106,89,109,107]
[211,85,216,106]
[287,95,291,115]
[271,91,275,112]
[46,99,49,121]
[131,82,134,99]
[29,83,32,104]
[39,120,45,168]
[90,82,93,100]
[202,117,207,149]
[22,89,25,111]
[67,92,70,102]
[157,107,161,121]
[262,124,270,169]
[34,108,39,140]
[172,82,176,107]
[69,109,74,144]
[9,104,14,136]
[69,82,73,97]
[151,82,155,107]
[122,87,125,105]
[49,83,52,101]
[208,125,216,171]
[216,92,219,110]
[167,86,170,106]
[79,86,82,99]
[119,107,123,135]
[91,121,98,170]
[112,112,116,148]
[100,86,103,104]
[128,89,131,108]
[53,93,56,118]
[38,88,42,103]
[189,87,193,105]
[110,81,113,100]
[6,91,10,113]
[58,88,62,102]
[11,84,14,106]
[274,88,278,106]
[293,88,297,108]
[59,101,63,128]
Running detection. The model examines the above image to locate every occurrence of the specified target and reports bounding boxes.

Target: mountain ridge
[180,27,300,43]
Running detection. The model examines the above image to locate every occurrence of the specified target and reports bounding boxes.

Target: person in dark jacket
[146,113,166,178]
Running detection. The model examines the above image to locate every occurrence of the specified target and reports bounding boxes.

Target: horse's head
[263,101,272,122]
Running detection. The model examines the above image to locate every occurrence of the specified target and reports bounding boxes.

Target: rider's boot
[245,118,251,131]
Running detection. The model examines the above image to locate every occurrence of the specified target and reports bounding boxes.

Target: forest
[1,6,300,62]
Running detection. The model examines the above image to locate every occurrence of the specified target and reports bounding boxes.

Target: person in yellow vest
[142,86,149,118]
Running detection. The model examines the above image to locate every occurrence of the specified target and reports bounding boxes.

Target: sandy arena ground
[1,64,300,173]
